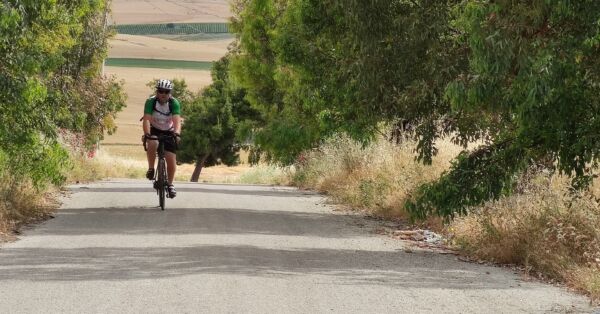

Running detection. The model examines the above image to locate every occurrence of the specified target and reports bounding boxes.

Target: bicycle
[143,133,176,210]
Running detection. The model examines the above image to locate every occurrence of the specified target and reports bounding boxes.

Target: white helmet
[156,79,173,90]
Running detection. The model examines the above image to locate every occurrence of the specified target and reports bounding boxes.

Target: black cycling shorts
[150,126,178,153]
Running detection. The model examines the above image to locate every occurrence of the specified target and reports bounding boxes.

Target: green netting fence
[105,58,213,70]
[114,23,230,35]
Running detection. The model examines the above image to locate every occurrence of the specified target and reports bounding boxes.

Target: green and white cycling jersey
[144,96,181,131]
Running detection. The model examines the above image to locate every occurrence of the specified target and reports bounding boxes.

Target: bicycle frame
[144,134,175,210]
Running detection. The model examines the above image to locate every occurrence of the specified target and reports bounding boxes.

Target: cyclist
[142,79,182,198]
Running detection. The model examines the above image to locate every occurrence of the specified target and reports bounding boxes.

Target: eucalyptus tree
[274,0,465,161]
[407,1,600,219]
[230,0,600,219]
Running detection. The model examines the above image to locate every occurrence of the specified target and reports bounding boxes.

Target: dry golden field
[108,34,233,61]
[111,0,231,24]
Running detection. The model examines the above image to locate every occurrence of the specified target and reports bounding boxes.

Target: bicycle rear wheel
[157,158,167,210]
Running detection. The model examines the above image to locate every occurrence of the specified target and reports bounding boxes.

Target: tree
[231,0,600,220]
[407,1,600,219]
[230,0,464,164]
[0,0,126,187]
[178,54,260,181]
[229,0,314,164]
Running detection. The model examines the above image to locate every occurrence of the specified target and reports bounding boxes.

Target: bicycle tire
[157,158,166,210]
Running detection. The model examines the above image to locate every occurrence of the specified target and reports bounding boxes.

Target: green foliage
[409,1,600,219]
[230,0,464,164]
[0,0,126,187]
[229,0,323,164]
[232,0,600,219]
[406,140,528,220]
[178,54,260,172]
[465,1,599,181]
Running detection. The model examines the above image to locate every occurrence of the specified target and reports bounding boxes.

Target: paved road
[0,180,595,313]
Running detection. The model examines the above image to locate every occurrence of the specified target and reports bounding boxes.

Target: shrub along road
[0,180,594,313]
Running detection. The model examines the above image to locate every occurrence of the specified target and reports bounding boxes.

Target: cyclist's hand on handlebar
[173,132,181,144]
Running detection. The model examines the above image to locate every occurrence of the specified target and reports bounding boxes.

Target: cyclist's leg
[165,152,177,197]
[165,152,176,185]
[163,135,178,185]
[164,135,178,197]
[146,139,158,179]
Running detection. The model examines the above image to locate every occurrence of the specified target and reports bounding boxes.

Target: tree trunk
[190,155,208,182]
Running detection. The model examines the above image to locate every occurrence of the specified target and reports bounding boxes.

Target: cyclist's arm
[171,98,182,136]
[143,98,154,135]
[172,115,181,135]
[143,115,153,135]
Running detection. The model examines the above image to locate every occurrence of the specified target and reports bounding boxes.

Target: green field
[115,23,229,35]
[105,58,213,70]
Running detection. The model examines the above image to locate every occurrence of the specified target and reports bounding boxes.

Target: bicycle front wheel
[157,158,166,210]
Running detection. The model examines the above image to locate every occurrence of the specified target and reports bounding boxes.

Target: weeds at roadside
[292,134,461,218]
[449,173,600,301]
[238,165,292,185]
[0,176,59,241]
[67,149,146,183]
[290,133,600,302]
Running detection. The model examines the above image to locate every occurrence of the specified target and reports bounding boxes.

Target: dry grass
[571,267,600,303]
[449,173,600,301]
[77,146,285,185]
[238,165,292,185]
[292,134,462,218]
[67,149,147,183]
[109,34,232,61]
[0,176,59,241]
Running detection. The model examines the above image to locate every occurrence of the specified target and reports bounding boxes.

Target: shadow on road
[0,244,516,291]
[28,207,363,238]
[0,186,528,294]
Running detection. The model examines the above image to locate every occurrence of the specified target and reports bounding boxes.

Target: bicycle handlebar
[144,134,176,141]
[143,133,179,151]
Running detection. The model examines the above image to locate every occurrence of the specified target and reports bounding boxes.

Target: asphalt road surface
[0,180,595,313]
